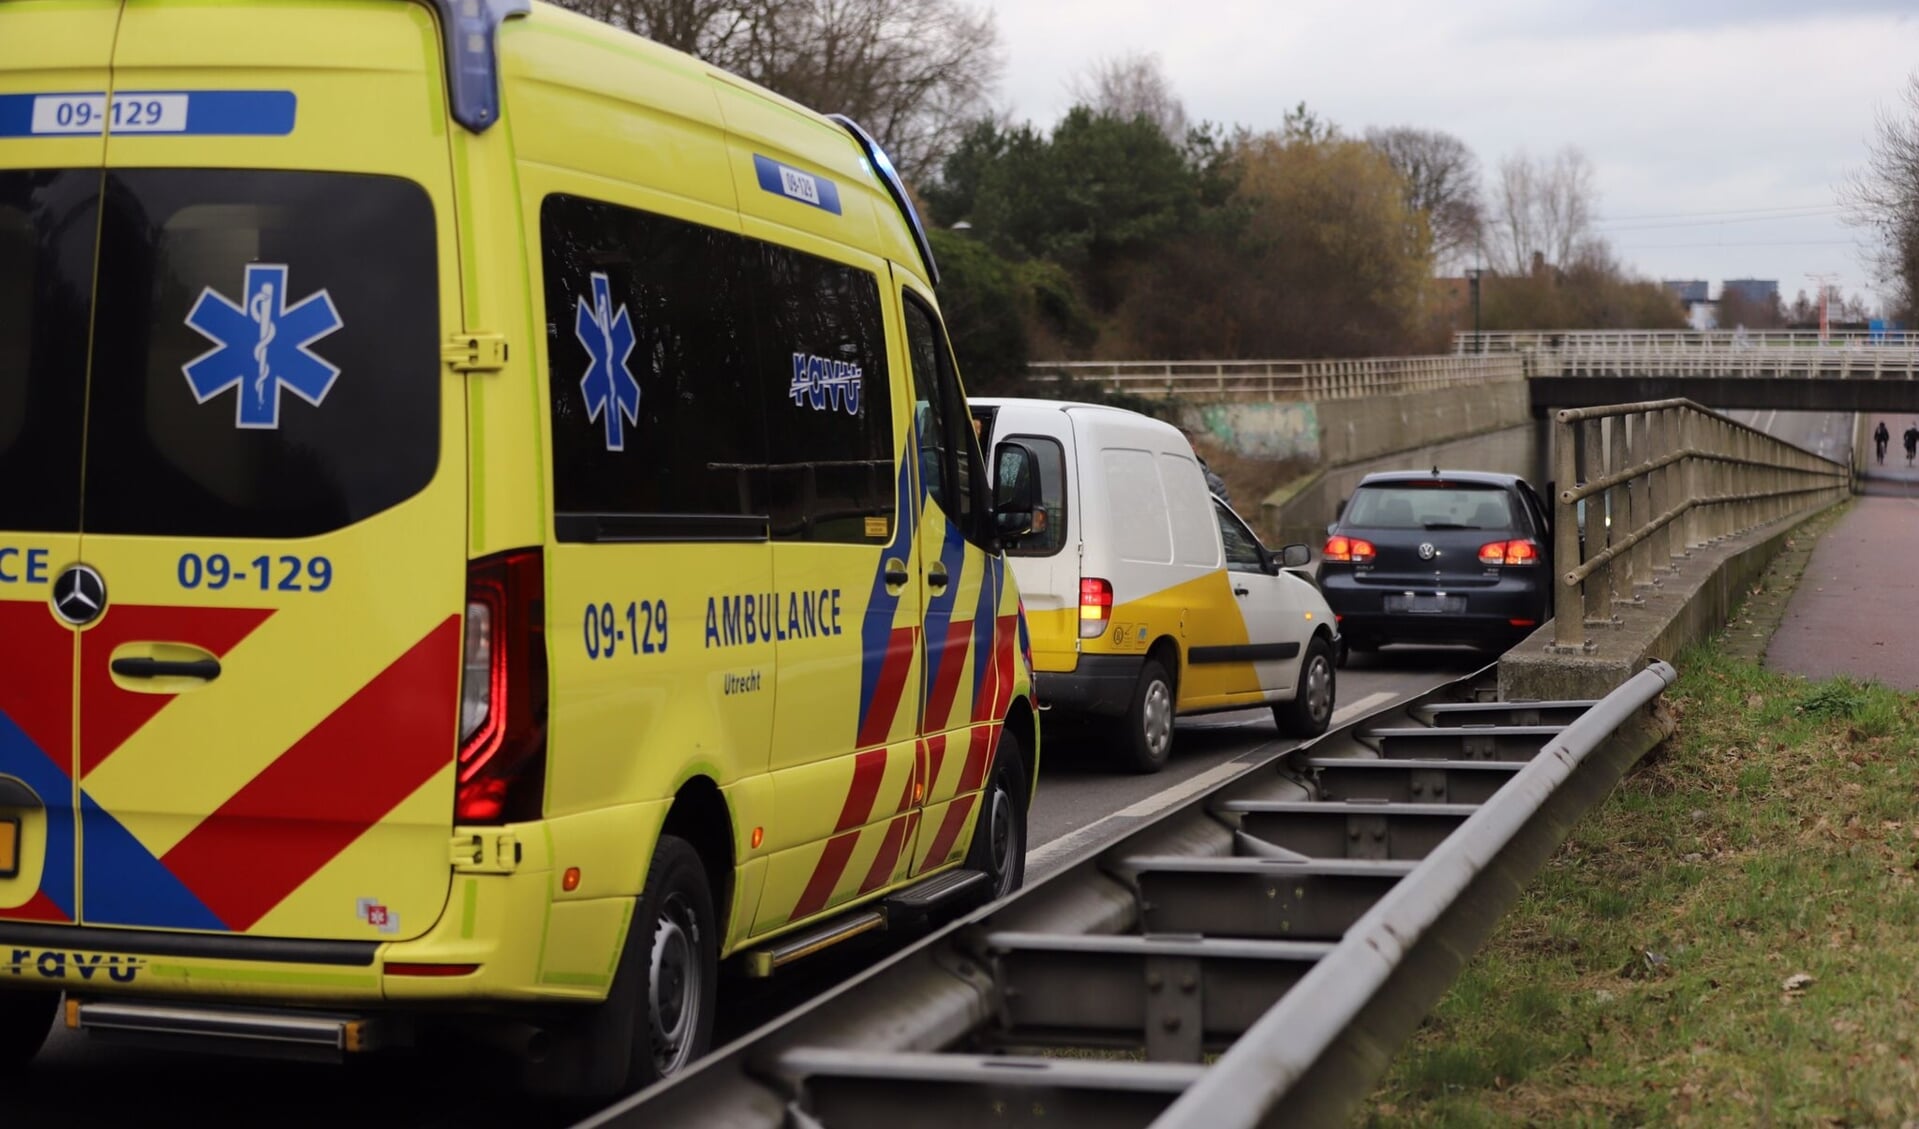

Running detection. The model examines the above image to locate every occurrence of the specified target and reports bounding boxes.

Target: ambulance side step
[66,998,397,1063]
[741,911,886,978]
[739,869,990,978]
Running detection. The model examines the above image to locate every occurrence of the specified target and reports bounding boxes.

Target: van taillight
[1079,577,1113,639]
[457,549,548,825]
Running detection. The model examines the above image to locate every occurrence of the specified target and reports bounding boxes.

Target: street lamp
[1465,268,1485,353]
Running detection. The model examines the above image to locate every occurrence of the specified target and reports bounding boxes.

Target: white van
[973,399,1338,772]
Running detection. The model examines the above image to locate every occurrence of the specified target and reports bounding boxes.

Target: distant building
[1721,278,1779,306]
[1663,279,1709,306]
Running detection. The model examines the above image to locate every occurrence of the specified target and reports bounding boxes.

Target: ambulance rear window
[83,169,441,538]
[0,170,93,534]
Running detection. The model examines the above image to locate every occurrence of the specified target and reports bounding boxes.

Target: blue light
[425,0,529,134]
[828,114,940,287]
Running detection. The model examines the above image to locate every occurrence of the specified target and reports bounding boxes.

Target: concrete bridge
[1027,329,1919,416]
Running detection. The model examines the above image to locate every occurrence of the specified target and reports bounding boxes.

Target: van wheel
[1275,637,1336,738]
[965,728,1028,901]
[1122,656,1177,774]
[528,835,717,1101]
[0,990,57,1072]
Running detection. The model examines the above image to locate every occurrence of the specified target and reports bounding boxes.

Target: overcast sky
[985,0,1919,311]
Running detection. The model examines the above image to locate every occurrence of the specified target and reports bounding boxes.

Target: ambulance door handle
[111,657,221,682]
[883,558,910,594]
[926,562,949,591]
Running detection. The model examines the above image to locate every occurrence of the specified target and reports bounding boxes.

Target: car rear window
[83,169,441,538]
[0,170,95,534]
[1345,484,1518,531]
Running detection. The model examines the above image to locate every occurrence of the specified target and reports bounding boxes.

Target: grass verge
[1361,646,1919,1127]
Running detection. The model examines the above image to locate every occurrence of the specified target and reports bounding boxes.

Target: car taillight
[1079,577,1113,639]
[1478,539,1541,566]
[457,549,548,825]
[1323,535,1375,564]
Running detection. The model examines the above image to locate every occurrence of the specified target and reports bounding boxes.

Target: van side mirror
[992,440,1040,543]
[1280,543,1312,569]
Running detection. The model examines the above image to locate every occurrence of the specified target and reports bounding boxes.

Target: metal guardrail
[1548,399,1851,652]
[1023,355,1526,402]
[579,662,1679,1129]
[1455,331,1919,380]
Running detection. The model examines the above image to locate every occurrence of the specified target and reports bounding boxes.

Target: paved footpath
[1767,472,1919,690]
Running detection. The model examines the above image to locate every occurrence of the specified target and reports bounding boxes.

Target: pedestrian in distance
[1904,422,1919,467]
[1875,420,1890,465]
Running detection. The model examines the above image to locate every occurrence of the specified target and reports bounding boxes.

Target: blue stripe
[79,793,227,931]
[968,555,999,709]
[0,712,75,919]
[919,519,968,706]
[0,91,295,138]
[856,452,917,728]
[753,154,843,215]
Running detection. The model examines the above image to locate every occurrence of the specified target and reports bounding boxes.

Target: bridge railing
[1549,398,1851,653]
[1456,329,1919,353]
[1457,330,1919,381]
[1023,354,1526,401]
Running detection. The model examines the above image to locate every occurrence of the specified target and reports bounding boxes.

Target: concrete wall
[1174,381,1529,467]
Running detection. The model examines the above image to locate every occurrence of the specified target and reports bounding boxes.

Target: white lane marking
[1025,690,1402,873]
[1762,409,1778,434]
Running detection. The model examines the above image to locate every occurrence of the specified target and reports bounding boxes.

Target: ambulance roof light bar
[422,0,529,134]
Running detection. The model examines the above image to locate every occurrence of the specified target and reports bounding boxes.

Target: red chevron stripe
[922,616,974,732]
[856,626,918,749]
[790,830,858,921]
[0,602,74,776]
[0,890,70,924]
[922,792,976,871]
[924,734,948,796]
[831,748,889,834]
[161,616,460,932]
[858,813,911,894]
[959,723,1000,795]
[79,605,274,779]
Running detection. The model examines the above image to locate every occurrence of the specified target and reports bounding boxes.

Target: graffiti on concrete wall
[1181,402,1322,462]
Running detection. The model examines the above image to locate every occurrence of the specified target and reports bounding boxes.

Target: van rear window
[0,170,94,534]
[81,170,442,538]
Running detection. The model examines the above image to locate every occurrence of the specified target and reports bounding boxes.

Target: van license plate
[1386,595,1464,615]
[0,818,16,879]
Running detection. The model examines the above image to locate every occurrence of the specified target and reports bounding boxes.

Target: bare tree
[1365,126,1483,272]
[1066,50,1188,142]
[1488,146,1597,276]
[1842,74,1919,322]
[549,0,1002,181]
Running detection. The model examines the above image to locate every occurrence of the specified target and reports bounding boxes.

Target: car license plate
[1386,594,1465,615]
[0,818,16,879]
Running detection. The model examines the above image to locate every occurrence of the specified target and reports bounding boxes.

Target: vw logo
[51,564,107,626]
[1418,542,1438,561]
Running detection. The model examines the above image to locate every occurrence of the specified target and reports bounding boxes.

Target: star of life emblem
[183,263,344,429]
[576,271,642,451]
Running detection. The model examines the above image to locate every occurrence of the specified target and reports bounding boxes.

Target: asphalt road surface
[10,645,1482,1129]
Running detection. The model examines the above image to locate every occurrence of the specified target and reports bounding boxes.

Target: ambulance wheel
[1122,656,1177,774]
[1275,636,1336,738]
[531,835,717,1101]
[965,728,1028,901]
[0,989,57,1072]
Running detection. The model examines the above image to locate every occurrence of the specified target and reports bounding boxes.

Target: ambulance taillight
[457,549,549,824]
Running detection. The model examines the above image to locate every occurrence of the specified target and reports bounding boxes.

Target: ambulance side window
[756,245,894,543]
[0,173,90,534]
[901,294,987,545]
[541,195,768,540]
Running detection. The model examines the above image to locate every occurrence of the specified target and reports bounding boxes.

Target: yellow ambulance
[0,0,1041,1097]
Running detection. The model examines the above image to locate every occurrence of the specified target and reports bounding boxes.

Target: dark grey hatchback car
[1316,469,1554,659]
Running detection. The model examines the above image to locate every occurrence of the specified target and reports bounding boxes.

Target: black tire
[0,990,56,1073]
[1120,656,1177,774]
[1275,636,1336,738]
[964,727,1029,901]
[527,835,718,1101]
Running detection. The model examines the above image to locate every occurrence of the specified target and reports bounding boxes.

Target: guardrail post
[1648,408,1671,576]
[1582,418,1612,628]
[1552,412,1584,651]
[1608,415,1638,604]
[1680,410,1701,551]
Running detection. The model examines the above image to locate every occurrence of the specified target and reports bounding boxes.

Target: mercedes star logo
[52,564,107,626]
[1418,542,1438,561]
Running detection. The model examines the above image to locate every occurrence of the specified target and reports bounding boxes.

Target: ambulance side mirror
[992,440,1040,544]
